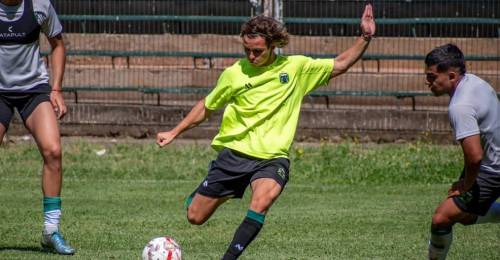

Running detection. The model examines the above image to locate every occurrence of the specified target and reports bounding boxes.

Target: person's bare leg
[25,102,62,197]
[0,123,6,145]
[428,197,477,260]
[25,102,74,255]
[187,193,229,225]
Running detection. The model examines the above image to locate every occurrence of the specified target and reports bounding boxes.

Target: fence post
[249,0,262,16]
[251,0,282,21]
[273,0,283,54]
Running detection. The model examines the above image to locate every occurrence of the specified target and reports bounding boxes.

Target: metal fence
[45,0,500,111]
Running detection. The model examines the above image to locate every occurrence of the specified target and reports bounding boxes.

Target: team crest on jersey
[279,72,289,84]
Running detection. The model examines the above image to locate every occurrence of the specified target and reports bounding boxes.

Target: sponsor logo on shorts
[203,180,208,187]
[276,167,286,180]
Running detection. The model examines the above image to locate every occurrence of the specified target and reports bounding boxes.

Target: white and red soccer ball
[141,236,182,260]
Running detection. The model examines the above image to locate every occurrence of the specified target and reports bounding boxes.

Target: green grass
[0,139,499,259]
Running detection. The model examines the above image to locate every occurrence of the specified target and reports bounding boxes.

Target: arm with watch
[330,3,376,79]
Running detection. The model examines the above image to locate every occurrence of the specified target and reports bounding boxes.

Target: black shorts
[0,92,51,129]
[196,148,290,199]
[452,169,500,216]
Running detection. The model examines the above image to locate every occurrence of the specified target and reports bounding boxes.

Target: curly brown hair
[240,15,289,48]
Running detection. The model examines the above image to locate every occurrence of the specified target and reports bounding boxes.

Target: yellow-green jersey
[205,55,334,159]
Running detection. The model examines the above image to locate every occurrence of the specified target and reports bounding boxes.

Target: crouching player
[424,43,500,259]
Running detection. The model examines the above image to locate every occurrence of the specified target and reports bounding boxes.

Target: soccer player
[425,44,500,259]
[157,4,375,259]
[0,0,75,255]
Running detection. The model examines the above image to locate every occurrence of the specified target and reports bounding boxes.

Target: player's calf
[428,226,453,260]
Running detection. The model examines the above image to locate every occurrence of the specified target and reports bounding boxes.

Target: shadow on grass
[0,246,48,253]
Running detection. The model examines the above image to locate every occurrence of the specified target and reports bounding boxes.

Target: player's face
[424,65,454,96]
[242,35,275,67]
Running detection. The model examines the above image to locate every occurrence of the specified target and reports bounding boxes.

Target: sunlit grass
[0,139,498,259]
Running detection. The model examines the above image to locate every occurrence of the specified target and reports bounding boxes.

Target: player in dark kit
[425,44,500,259]
[0,0,75,255]
[157,4,376,259]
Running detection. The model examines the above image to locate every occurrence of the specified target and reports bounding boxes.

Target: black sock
[222,210,265,260]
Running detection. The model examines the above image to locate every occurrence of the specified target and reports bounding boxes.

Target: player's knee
[186,208,206,225]
[41,144,62,162]
[431,212,454,228]
[250,197,273,213]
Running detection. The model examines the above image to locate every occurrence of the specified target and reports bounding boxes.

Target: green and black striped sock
[222,209,265,260]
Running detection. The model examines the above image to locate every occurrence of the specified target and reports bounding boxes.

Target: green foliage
[290,142,461,185]
[0,139,498,260]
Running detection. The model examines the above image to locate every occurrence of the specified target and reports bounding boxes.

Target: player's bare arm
[448,134,483,197]
[156,98,212,147]
[330,3,375,78]
[48,34,67,119]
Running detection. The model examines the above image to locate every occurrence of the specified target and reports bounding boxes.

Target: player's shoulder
[218,59,246,81]
[33,0,54,15]
[285,55,311,62]
[464,74,492,89]
[458,74,495,100]
[224,59,246,73]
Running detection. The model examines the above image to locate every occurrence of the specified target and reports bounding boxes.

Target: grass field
[0,138,499,259]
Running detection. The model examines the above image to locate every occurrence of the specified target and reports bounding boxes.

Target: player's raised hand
[156,131,176,147]
[360,3,376,39]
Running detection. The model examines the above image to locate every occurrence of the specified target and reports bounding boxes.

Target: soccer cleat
[41,231,76,255]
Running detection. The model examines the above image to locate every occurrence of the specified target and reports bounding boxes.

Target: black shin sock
[222,210,265,260]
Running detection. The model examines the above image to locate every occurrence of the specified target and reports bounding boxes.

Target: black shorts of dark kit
[196,148,290,199]
[452,169,500,216]
[0,91,51,129]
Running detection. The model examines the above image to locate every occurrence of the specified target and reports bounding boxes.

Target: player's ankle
[221,252,237,260]
[43,224,59,235]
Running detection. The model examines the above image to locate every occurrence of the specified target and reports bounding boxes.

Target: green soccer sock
[428,226,453,260]
[184,189,198,210]
[43,197,62,234]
